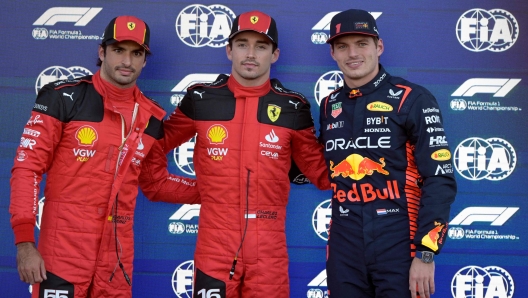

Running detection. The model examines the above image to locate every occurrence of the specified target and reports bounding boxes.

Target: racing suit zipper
[108,102,138,286]
[229,169,251,280]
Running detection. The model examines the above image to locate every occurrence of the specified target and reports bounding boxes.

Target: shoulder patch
[188,74,229,91]
[52,75,92,90]
[270,78,308,103]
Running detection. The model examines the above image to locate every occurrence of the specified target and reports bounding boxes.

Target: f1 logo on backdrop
[175,4,236,48]
[168,204,200,235]
[452,79,521,97]
[32,7,103,41]
[450,79,522,112]
[171,74,219,106]
[33,7,102,26]
[314,71,344,105]
[450,207,519,226]
[448,207,520,241]
[311,12,382,44]
[456,8,519,52]
[312,199,331,241]
[173,135,196,176]
[35,66,93,94]
[451,266,514,298]
[172,260,194,298]
[307,269,327,298]
[454,137,516,181]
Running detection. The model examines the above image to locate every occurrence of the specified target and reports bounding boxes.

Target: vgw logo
[451,266,514,298]
[312,199,331,241]
[173,135,197,176]
[311,12,382,44]
[175,4,236,48]
[454,137,516,181]
[314,71,344,105]
[35,66,92,94]
[456,9,519,52]
[172,260,194,298]
[171,74,219,106]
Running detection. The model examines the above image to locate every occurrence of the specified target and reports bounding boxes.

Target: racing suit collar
[227,75,270,98]
[343,64,389,98]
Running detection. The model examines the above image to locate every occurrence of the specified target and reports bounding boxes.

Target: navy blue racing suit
[319,65,457,297]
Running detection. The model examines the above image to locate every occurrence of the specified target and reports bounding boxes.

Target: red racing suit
[163,75,330,298]
[10,72,199,298]
[320,65,457,297]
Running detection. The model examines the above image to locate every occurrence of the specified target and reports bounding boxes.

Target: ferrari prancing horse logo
[251,16,259,24]
[267,104,281,122]
[127,22,136,30]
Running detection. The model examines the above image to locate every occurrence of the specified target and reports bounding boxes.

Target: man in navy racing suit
[320,9,457,298]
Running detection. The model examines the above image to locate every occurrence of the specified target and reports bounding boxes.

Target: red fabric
[163,75,330,297]
[10,72,199,297]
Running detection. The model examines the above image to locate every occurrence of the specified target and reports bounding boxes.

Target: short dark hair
[96,43,151,67]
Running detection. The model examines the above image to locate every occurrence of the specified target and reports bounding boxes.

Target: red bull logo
[330,154,389,180]
[331,180,401,203]
[421,221,446,252]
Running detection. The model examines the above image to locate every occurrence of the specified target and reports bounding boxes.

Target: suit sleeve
[138,139,200,204]
[406,92,457,254]
[9,86,64,244]
[163,91,197,154]
[291,102,331,190]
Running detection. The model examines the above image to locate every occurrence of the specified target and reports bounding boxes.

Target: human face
[99,40,147,89]
[331,35,383,88]
[226,31,280,87]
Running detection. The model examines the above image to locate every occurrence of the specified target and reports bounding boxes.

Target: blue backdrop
[1,1,526,297]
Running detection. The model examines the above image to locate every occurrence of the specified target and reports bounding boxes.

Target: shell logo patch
[207,124,228,144]
[75,125,98,146]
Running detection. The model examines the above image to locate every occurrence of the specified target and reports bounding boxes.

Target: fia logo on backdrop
[314,71,344,106]
[172,260,194,298]
[451,266,514,298]
[175,4,236,48]
[456,9,519,52]
[453,137,516,181]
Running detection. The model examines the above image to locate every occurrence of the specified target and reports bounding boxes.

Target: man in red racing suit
[10,16,199,298]
[320,9,457,298]
[160,10,330,298]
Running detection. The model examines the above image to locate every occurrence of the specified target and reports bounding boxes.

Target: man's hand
[409,257,435,298]
[16,242,47,284]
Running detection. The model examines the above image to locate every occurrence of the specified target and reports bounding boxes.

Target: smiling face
[226,31,280,87]
[330,34,383,88]
[99,40,147,89]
